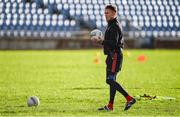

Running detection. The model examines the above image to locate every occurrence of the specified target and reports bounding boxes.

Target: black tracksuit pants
[105,52,129,103]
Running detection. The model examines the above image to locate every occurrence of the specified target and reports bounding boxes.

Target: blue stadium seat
[0,0,179,38]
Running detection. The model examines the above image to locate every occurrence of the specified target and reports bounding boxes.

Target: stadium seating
[0,0,180,38]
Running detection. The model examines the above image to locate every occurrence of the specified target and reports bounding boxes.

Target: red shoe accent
[107,103,113,110]
[126,95,133,102]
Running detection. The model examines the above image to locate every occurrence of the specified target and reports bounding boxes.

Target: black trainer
[98,106,113,111]
[124,98,136,111]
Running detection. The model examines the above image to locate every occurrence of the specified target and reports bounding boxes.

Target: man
[92,5,136,111]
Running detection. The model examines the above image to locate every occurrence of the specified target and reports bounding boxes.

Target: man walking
[92,4,136,111]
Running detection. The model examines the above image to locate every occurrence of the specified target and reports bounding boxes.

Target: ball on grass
[27,96,40,107]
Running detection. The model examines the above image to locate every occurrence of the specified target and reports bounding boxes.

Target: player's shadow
[70,87,107,90]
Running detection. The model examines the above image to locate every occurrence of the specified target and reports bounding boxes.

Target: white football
[27,96,40,107]
[90,29,103,40]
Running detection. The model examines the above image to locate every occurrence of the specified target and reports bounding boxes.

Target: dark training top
[102,17,124,55]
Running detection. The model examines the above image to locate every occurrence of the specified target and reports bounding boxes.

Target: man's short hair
[105,4,117,13]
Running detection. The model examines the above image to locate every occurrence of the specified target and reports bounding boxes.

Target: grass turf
[0,49,179,116]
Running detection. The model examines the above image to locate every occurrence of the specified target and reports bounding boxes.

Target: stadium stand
[0,0,180,39]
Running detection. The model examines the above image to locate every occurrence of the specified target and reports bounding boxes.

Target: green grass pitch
[0,49,179,116]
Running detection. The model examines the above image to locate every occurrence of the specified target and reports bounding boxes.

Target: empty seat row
[0,0,180,38]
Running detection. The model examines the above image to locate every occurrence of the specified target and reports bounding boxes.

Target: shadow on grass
[171,88,180,89]
[69,87,145,90]
[68,87,107,90]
